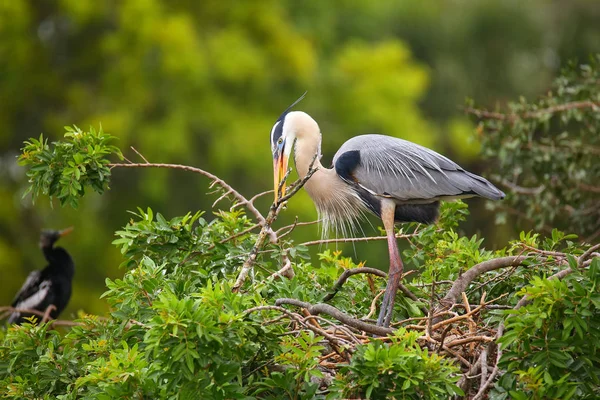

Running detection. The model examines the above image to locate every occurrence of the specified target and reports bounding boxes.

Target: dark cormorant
[8,227,75,324]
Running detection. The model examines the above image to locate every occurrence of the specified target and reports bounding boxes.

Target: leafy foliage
[329,329,463,399]
[494,258,600,399]
[474,57,600,241]
[18,125,122,208]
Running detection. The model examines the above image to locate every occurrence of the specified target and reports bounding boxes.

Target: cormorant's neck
[43,246,75,278]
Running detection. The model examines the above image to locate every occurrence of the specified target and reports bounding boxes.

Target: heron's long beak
[273,149,289,202]
[59,226,74,237]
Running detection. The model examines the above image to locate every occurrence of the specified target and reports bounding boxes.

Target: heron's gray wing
[333,134,504,202]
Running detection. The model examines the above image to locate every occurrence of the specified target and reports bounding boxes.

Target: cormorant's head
[39,227,73,249]
[271,92,307,202]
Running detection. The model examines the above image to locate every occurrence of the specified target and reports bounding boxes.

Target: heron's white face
[271,115,296,202]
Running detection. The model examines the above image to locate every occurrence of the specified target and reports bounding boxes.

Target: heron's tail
[464,171,505,200]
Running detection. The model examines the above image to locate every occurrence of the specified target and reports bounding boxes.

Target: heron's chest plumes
[303,168,368,238]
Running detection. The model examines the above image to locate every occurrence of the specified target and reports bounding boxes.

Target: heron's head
[39,227,73,249]
[271,93,310,202]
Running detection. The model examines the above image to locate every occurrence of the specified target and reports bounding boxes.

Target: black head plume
[277,91,307,120]
[271,92,307,148]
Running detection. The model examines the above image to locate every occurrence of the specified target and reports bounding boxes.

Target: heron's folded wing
[333,134,504,201]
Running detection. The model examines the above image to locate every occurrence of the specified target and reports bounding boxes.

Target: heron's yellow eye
[277,137,283,145]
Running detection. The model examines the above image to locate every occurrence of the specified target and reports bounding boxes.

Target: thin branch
[108,162,265,224]
[472,325,505,400]
[219,223,261,245]
[130,146,149,163]
[300,231,422,247]
[322,267,386,302]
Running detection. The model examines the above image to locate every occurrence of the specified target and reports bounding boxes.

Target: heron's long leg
[376,200,404,328]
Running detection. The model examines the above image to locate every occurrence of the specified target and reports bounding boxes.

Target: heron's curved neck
[293,134,324,179]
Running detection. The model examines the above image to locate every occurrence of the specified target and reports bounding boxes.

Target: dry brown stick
[432,302,488,331]
[419,336,472,368]
[519,244,567,258]
[275,298,394,337]
[365,290,385,320]
[445,335,495,348]
[109,162,266,224]
[472,324,505,400]
[462,292,476,353]
[322,267,387,302]
[479,347,489,390]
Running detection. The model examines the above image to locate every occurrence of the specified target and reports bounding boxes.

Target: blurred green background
[1,0,599,318]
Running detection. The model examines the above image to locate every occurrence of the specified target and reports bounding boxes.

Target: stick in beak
[273,153,289,202]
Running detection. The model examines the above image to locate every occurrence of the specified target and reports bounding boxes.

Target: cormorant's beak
[273,141,289,202]
[59,227,74,237]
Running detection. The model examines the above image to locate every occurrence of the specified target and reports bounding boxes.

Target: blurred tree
[0,0,598,317]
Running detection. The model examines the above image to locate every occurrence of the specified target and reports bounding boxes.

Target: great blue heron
[271,99,504,328]
[8,227,75,324]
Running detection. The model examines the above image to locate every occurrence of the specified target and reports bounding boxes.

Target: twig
[300,231,423,247]
[130,146,149,163]
[108,162,265,224]
[219,223,261,244]
[365,290,385,320]
[322,267,386,302]
[472,325,505,400]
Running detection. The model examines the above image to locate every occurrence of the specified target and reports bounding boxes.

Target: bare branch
[472,325,504,400]
[130,146,149,163]
[322,267,386,302]
[300,231,424,247]
[108,162,265,224]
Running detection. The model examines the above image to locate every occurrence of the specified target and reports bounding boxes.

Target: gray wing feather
[333,134,504,202]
